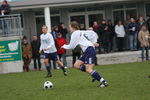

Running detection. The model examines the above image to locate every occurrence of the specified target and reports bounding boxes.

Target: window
[126,9,137,19]
[87,6,104,11]
[70,15,85,25]
[113,4,137,23]
[146,3,150,17]
[51,16,60,26]
[88,14,103,27]
[51,9,60,15]
[125,4,136,8]
[113,5,124,10]
[69,8,85,13]
[113,11,124,24]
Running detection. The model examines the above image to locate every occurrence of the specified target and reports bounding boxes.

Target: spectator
[93,21,100,35]
[31,35,41,71]
[80,24,86,30]
[138,24,150,61]
[72,45,81,66]
[137,16,145,50]
[52,26,59,40]
[138,16,145,27]
[128,18,139,51]
[0,0,11,15]
[59,23,68,39]
[22,36,32,72]
[56,33,67,68]
[107,20,115,52]
[100,20,111,53]
[115,20,126,51]
[92,21,101,53]
[0,0,11,36]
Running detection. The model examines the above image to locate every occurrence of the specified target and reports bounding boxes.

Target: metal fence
[0,14,22,37]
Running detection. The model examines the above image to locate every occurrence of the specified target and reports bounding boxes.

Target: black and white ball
[44,81,53,89]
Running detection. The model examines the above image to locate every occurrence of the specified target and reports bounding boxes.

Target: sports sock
[90,70,105,83]
[60,66,66,72]
[46,64,51,75]
[79,64,86,72]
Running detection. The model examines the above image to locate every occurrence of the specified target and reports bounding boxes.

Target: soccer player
[62,21,108,87]
[39,25,67,77]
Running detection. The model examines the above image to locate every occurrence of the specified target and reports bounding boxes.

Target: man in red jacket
[56,33,68,68]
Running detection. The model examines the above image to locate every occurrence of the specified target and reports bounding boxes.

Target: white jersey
[40,32,57,53]
[63,30,97,52]
[83,30,98,43]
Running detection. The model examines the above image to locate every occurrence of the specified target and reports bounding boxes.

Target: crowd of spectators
[21,16,150,71]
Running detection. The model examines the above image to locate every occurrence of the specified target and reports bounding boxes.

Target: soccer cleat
[64,72,68,76]
[45,74,52,78]
[92,78,96,82]
[64,66,67,69]
[99,81,108,87]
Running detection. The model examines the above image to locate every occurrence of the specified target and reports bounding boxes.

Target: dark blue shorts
[79,46,96,64]
[44,52,59,61]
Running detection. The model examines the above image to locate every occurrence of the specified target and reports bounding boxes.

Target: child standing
[56,33,68,68]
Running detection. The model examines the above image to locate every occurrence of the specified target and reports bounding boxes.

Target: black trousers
[72,52,81,65]
[33,57,41,70]
[117,37,124,51]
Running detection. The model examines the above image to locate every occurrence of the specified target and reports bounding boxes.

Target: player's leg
[33,57,37,70]
[44,53,52,77]
[56,60,67,76]
[52,52,67,75]
[86,64,108,87]
[74,60,86,72]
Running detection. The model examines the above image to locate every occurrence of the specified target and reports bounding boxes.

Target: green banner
[0,40,22,62]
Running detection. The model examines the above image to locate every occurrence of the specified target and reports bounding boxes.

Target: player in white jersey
[62,21,108,87]
[39,25,67,77]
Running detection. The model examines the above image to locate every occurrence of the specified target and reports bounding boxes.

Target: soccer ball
[44,81,53,89]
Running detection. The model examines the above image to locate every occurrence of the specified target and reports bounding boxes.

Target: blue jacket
[128,22,139,35]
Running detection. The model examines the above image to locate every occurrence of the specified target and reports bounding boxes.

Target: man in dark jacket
[107,20,115,52]
[31,35,41,70]
[99,20,111,53]
[0,0,11,15]
[128,18,139,51]
[59,23,68,39]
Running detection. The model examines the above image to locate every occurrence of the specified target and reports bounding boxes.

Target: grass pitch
[0,62,150,100]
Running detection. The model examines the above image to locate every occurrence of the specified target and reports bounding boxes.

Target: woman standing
[22,36,32,72]
[115,21,126,51]
[138,24,150,61]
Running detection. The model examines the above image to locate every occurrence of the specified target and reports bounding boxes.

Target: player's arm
[39,36,43,54]
[62,33,78,49]
[91,31,99,47]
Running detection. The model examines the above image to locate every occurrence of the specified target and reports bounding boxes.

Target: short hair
[42,25,48,29]
[3,0,8,4]
[22,36,27,40]
[70,21,79,30]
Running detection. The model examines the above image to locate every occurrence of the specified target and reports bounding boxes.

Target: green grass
[0,62,150,100]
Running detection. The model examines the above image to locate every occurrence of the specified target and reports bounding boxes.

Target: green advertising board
[0,40,22,62]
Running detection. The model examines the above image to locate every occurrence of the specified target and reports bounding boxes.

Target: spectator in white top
[115,20,126,51]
